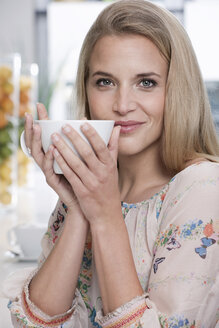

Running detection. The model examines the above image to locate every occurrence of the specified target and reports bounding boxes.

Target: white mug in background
[7,223,46,259]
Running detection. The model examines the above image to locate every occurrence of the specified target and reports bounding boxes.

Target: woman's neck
[118,147,171,203]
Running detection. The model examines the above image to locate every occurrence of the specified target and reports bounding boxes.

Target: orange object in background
[1,97,14,114]
[0,65,12,82]
[0,54,21,211]
[0,66,14,129]
[19,76,32,118]
[0,111,8,128]
[0,59,38,208]
[2,81,14,95]
[17,64,38,187]
[0,66,16,207]
[20,90,29,104]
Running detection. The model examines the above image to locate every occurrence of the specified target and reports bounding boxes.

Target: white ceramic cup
[8,224,46,259]
[35,120,115,174]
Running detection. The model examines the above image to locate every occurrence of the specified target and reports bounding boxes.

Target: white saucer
[16,254,38,262]
[5,250,38,262]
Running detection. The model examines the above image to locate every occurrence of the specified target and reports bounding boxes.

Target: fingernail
[52,133,59,142]
[36,102,44,112]
[62,124,71,133]
[81,123,89,131]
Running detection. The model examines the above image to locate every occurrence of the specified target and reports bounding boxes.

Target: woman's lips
[114,121,144,134]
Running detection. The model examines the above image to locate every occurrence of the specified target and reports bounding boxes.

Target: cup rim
[35,119,115,123]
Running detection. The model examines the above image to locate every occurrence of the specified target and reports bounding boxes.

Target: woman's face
[86,34,168,157]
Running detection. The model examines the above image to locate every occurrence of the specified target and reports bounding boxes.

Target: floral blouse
[3,162,219,328]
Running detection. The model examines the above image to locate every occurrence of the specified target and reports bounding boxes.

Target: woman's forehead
[88,34,168,78]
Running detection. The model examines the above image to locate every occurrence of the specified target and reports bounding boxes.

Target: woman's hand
[51,122,122,227]
[24,103,85,214]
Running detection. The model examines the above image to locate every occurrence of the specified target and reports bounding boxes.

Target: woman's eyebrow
[91,71,114,78]
[91,71,161,78]
[136,72,161,78]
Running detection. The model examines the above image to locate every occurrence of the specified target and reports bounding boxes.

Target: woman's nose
[112,86,136,115]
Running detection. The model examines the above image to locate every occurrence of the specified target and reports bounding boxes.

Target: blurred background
[0,0,219,325]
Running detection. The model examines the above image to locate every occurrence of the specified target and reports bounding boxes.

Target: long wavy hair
[75,0,219,173]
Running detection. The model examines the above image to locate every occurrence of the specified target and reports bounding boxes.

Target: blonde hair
[75,0,219,173]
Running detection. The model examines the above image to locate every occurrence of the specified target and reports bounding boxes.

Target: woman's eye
[96,78,113,86]
[140,79,156,88]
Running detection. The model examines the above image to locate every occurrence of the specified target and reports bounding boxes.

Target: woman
[4,0,219,327]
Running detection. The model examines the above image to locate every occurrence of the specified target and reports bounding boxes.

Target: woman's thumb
[108,126,121,161]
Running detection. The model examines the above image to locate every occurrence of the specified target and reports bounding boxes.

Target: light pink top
[3,162,219,327]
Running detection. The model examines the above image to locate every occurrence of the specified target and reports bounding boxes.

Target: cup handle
[20,131,32,158]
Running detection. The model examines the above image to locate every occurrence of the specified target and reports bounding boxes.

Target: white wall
[185,0,219,81]
[47,1,110,119]
[47,0,164,84]
[0,0,35,63]
[47,1,109,84]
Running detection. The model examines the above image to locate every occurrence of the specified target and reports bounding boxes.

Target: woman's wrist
[89,210,124,234]
[64,208,89,236]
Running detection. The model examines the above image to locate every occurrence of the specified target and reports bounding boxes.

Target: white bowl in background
[8,223,46,260]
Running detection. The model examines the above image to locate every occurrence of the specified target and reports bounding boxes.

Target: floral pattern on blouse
[159,314,196,328]
[8,301,39,327]
[154,219,219,261]
[77,231,96,325]
[45,202,67,245]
